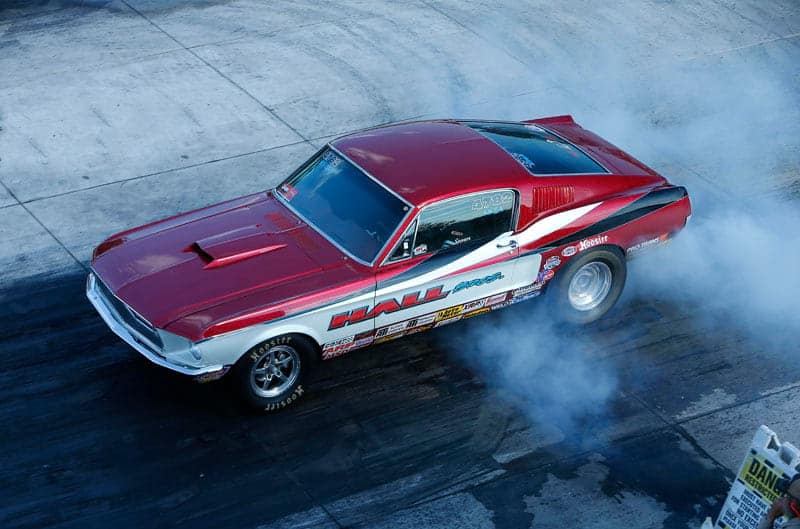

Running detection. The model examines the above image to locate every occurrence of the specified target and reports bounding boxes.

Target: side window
[415,190,515,255]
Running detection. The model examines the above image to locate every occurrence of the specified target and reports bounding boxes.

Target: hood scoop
[194,226,287,270]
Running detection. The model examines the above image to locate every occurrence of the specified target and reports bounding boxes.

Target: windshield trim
[274,146,414,267]
[327,144,414,207]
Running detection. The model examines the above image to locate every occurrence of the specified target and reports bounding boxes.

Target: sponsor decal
[471,191,514,213]
[194,366,231,383]
[322,339,356,358]
[510,152,535,170]
[329,285,449,330]
[578,235,608,252]
[543,256,561,270]
[435,305,463,322]
[513,283,543,297]
[354,336,374,347]
[447,231,471,245]
[374,333,402,344]
[330,271,505,330]
[406,324,433,335]
[463,307,491,319]
[453,271,503,293]
[537,269,555,283]
[385,321,407,335]
[324,343,350,353]
[408,313,436,328]
[491,301,512,310]
[512,291,541,303]
[485,292,508,306]
[462,299,487,312]
[627,233,669,254]
[434,316,462,327]
[561,246,577,257]
[323,346,354,359]
[323,335,355,351]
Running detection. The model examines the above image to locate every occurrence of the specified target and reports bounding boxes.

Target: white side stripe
[373,201,604,299]
[515,202,602,247]
[309,201,604,312]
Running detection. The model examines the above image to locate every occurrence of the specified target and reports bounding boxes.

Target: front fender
[193,320,325,367]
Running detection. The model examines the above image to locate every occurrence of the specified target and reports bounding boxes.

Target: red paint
[90,117,691,342]
[202,244,287,269]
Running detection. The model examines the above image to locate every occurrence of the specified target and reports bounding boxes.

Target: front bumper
[86,273,227,378]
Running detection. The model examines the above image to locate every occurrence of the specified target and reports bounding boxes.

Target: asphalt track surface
[1,1,800,528]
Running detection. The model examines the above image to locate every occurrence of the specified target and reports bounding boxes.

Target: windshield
[277,148,410,263]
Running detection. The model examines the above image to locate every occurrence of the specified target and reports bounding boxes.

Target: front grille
[95,276,163,349]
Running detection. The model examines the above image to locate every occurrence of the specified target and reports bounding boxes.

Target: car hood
[92,192,366,339]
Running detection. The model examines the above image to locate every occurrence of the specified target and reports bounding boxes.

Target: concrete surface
[1,1,799,528]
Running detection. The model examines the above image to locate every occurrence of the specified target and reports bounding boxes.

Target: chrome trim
[382,217,420,266]
[456,119,612,175]
[86,273,224,376]
[92,273,162,351]
[274,147,414,267]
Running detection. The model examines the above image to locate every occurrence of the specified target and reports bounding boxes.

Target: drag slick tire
[231,334,314,412]
[549,246,626,324]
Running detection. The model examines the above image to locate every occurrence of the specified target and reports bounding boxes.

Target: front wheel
[549,246,626,324]
[231,334,314,411]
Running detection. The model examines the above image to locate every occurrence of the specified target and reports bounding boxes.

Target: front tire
[231,334,314,411]
[550,246,626,324]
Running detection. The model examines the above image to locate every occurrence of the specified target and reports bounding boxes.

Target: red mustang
[87,117,691,410]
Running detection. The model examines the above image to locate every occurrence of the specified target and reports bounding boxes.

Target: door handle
[496,240,518,249]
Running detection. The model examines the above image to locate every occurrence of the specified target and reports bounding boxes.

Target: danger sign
[714,426,800,529]
[742,454,784,504]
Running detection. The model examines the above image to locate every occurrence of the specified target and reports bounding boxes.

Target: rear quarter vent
[532,185,574,213]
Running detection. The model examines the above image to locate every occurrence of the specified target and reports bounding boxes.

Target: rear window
[462,121,607,175]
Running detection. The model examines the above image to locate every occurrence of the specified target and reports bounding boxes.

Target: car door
[371,189,522,341]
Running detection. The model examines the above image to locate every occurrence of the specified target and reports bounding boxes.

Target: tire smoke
[429,11,798,433]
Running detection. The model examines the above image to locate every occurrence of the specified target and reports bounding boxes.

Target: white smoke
[446,308,618,434]
[428,10,799,431]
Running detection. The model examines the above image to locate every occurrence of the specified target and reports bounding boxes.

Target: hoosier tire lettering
[232,334,314,412]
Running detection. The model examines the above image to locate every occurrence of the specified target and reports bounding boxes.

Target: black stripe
[545,186,687,248]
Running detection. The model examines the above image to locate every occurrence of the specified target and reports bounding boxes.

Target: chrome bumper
[86,273,225,377]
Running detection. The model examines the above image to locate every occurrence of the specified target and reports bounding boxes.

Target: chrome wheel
[249,345,301,398]
[567,261,613,312]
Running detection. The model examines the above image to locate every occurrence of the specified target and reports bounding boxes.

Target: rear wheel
[550,246,626,324]
[231,334,314,411]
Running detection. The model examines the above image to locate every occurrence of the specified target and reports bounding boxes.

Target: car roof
[330,120,533,207]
